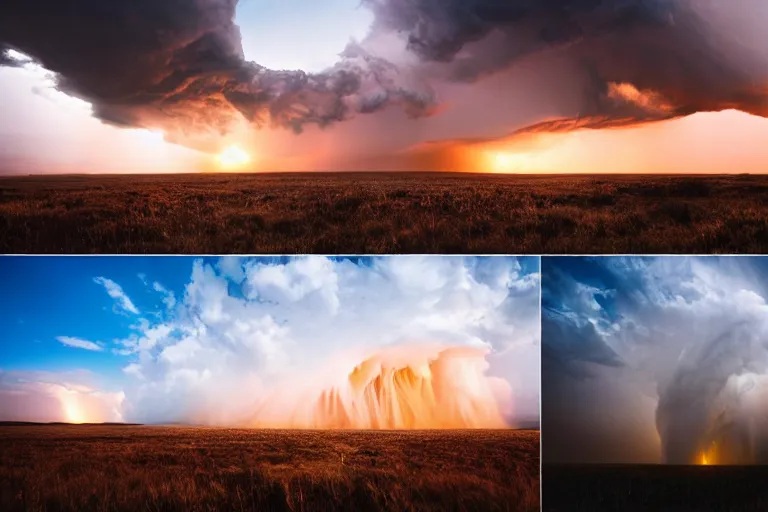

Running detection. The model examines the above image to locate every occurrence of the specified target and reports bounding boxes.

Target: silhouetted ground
[0,425,539,512]
[2,172,768,253]
[544,464,768,512]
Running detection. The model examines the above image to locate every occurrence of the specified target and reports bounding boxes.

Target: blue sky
[236,0,372,72]
[0,256,540,426]
[2,256,195,379]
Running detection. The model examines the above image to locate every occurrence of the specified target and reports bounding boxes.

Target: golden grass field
[0,425,539,512]
[2,172,767,254]
[543,464,768,512]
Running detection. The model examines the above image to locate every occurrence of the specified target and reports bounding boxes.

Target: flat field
[543,464,768,512]
[2,172,767,254]
[0,425,539,512]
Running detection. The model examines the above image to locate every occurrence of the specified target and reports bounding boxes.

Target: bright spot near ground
[218,145,251,170]
[490,151,538,172]
[494,153,512,169]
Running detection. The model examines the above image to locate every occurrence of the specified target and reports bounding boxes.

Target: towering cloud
[116,256,539,427]
[543,257,768,465]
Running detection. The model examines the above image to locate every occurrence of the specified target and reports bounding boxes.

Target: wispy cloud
[152,282,176,310]
[56,336,104,352]
[94,277,139,315]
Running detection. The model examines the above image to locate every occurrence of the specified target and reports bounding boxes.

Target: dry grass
[2,172,768,253]
[543,464,768,512]
[0,425,539,512]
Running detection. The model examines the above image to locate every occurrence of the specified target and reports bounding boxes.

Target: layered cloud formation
[1,0,766,153]
[543,256,768,464]
[0,256,540,428]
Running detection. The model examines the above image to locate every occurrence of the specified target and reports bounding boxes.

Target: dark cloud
[2,0,767,153]
[0,0,436,149]
[367,0,768,127]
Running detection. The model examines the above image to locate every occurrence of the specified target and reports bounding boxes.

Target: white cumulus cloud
[111,256,540,427]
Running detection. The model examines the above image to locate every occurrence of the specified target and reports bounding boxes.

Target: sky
[1,0,768,173]
[542,256,768,465]
[0,255,540,428]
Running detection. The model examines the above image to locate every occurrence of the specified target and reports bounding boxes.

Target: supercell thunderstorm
[1,0,767,151]
[544,256,768,464]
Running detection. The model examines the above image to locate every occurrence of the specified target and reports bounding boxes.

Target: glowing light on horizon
[217,145,251,170]
[58,390,87,424]
[251,345,512,429]
[489,151,539,173]
[697,442,719,465]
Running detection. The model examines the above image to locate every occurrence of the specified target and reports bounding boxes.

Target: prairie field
[0,425,539,512]
[543,464,768,512]
[2,172,768,254]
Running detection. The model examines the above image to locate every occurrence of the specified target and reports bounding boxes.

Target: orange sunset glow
[251,345,511,429]
[406,109,768,175]
[217,145,251,170]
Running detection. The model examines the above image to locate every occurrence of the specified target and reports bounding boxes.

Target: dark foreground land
[544,464,768,512]
[0,425,539,512]
[2,172,768,254]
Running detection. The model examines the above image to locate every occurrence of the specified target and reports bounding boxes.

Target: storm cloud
[2,0,767,152]
[0,0,436,147]
[543,257,768,465]
[368,0,768,123]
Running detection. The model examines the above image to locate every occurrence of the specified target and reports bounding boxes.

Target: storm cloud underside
[1,0,767,153]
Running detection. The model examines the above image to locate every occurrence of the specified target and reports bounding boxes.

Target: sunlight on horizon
[217,145,252,170]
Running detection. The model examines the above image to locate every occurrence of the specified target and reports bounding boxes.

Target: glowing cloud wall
[0,256,540,429]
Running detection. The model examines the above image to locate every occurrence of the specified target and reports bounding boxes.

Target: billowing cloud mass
[1,0,767,153]
[0,257,540,428]
[119,256,539,427]
[0,0,436,150]
[543,257,768,465]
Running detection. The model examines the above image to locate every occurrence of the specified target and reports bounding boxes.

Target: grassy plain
[0,425,539,512]
[2,172,767,253]
[543,464,768,512]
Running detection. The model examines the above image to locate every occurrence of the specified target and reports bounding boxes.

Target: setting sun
[217,145,251,170]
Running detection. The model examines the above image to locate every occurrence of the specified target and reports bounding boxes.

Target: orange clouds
[251,345,511,429]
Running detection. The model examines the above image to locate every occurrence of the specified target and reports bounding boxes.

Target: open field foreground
[2,173,768,254]
[0,425,539,512]
[543,464,768,512]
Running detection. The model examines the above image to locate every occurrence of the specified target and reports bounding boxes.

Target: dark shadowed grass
[2,172,768,253]
[0,425,539,512]
[543,464,768,512]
